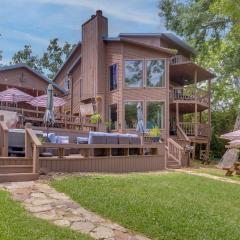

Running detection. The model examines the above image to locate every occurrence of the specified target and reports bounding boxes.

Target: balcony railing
[170,87,209,106]
[170,55,191,65]
[178,122,210,138]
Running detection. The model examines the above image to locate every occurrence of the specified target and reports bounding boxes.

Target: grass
[192,167,240,181]
[52,173,240,240]
[0,190,91,240]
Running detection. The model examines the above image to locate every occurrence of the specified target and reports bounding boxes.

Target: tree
[39,38,75,79]
[159,0,240,157]
[159,0,240,109]
[11,45,41,72]
[11,38,75,79]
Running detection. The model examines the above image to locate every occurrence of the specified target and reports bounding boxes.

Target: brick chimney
[81,10,108,101]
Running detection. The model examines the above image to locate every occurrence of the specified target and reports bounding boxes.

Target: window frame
[109,103,118,131]
[146,59,166,88]
[109,63,118,92]
[145,100,166,129]
[123,101,144,130]
[123,59,144,89]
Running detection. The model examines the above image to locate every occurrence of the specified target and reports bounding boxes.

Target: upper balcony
[170,55,191,65]
[169,87,210,108]
[169,55,215,85]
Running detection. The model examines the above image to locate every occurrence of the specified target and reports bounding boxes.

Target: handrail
[167,138,184,166]
[178,122,209,137]
[176,123,190,142]
[0,116,8,157]
[170,87,209,106]
[25,123,42,173]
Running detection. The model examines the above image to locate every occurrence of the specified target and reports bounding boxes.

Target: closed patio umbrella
[136,102,145,133]
[43,84,55,138]
[0,88,33,103]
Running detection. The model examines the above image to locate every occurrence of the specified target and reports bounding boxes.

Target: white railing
[170,55,191,65]
[167,138,184,166]
[178,122,210,137]
[170,87,209,106]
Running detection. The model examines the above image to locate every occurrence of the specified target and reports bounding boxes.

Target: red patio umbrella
[28,94,66,108]
[0,88,34,102]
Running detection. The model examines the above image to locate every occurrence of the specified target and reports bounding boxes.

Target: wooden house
[52,10,215,159]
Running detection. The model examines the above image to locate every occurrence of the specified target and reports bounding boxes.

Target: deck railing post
[0,115,8,157]
[32,144,39,174]
[25,123,32,158]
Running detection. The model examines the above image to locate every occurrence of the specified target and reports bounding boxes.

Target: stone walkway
[177,169,240,185]
[0,181,150,240]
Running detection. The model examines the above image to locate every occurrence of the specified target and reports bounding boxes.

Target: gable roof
[103,37,177,55]
[118,33,196,56]
[0,63,66,94]
[53,42,81,81]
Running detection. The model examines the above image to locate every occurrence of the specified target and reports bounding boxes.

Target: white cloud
[22,0,158,25]
[1,29,49,46]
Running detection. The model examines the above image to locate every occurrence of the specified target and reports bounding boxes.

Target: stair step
[0,173,39,183]
[0,165,33,174]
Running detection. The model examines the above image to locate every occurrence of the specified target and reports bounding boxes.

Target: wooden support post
[176,102,179,125]
[194,70,198,137]
[0,115,8,157]
[32,144,39,173]
[25,123,32,158]
[207,78,211,157]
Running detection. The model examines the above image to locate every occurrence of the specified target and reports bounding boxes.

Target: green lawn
[191,167,240,181]
[52,173,240,240]
[0,190,91,240]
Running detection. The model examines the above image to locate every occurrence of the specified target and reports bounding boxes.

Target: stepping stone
[54,219,71,227]
[71,221,95,234]
[31,198,54,206]
[31,192,46,198]
[28,204,53,213]
[90,226,114,239]
[48,193,70,200]
[34,210,58,220]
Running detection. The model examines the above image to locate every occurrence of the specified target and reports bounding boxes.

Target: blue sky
[0,0,166,65]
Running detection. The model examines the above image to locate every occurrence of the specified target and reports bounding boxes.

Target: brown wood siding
[0,68,56,93]
[120,43,170,139]
[54,45,81,89]
[39,154,165,173]
[81,14,108,101]
[123,36,161,48]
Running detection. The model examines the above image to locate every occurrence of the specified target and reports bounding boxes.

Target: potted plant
[149,126,161,142]
[105,121,112,133]
[90,113,102,130]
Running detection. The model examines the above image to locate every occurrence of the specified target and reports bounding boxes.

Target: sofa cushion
[57,136,69,144]
[118,133,130,144]
[77,137,88,144]
[105,133,119,144]
[88,132,107,144]
[128,134,141,144]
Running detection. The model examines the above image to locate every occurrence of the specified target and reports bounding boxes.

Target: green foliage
[90,113,102,124]
[0,190,91,240]
[11,45,42,72]
[11,38,75,79]
[52,173,240,240]
[159,0,240,156]
[149,126,161,137]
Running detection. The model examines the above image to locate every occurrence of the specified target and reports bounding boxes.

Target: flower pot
[152,136,160,142]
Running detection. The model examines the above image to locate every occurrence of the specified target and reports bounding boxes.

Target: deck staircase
[0,157,39,183]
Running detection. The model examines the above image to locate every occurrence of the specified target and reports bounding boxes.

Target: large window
[64,76,70,91]
[147,60,165,87]
[109,64,118,91]
[124,60,143,87]
[146,102,165,129]
[109,104,117,130]
[124,102,142,129]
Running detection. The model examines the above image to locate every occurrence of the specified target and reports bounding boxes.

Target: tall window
[64,76,70,91]
[109,104,117,130]
[109,64,118,91]
[146,102,165,129]
[125,102,142,129]
[124,60,143,87]
[147,60,165,87]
